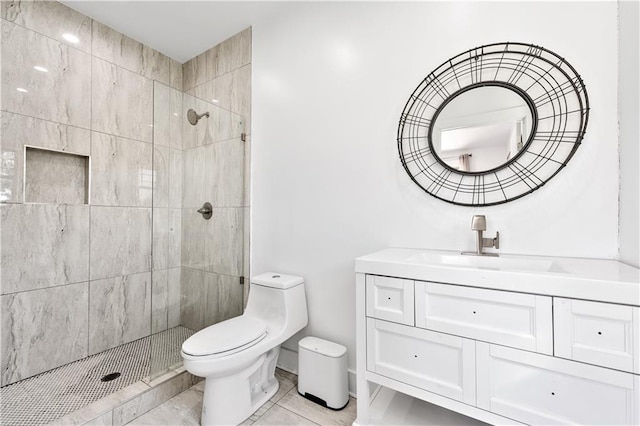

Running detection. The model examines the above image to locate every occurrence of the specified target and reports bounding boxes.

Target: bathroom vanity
[354,248,640,425]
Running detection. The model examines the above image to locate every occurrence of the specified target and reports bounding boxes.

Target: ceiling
[61,1,286,63]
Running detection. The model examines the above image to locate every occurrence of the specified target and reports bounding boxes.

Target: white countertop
[355,248,640,306]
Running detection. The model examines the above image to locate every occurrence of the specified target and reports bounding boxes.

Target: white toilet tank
[245,272,308,337]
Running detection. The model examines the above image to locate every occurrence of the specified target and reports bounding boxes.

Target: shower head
[187,109,210,125]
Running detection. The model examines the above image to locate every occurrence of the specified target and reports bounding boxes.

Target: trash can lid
[299,336,347,358]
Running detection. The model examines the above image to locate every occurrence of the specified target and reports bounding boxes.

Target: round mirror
[430,84,535,173]
[397,42,589,206]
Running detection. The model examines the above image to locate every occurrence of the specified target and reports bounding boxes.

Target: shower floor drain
[0,325,195,426]
[101,372,121,382]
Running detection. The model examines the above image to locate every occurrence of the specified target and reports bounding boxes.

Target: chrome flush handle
[197,202,213,220]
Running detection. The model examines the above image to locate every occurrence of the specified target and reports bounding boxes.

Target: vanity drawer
[415,281,552,354]
[366,318,476,404]
[366,275,414,325]
[477,342,640,425]
[554,298,640,374]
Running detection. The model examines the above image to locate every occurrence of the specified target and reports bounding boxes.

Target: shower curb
[51,367,202,425]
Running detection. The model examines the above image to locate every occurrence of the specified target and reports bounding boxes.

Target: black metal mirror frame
[397,42,590,206]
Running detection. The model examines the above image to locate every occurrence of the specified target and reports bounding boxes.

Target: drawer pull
[597,331,602,335]
[473,311,477,314]
[551,392,555,396]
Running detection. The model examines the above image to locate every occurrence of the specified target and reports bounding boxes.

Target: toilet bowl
[181,272,308,425]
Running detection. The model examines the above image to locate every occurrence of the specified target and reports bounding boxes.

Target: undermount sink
[405,252,566,273]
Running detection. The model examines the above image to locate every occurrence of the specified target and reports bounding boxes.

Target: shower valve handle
[197,202,213,220]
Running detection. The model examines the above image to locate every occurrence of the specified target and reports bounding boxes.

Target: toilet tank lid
[251,272,304,289]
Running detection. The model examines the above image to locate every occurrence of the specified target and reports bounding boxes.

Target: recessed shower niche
[24,147,90,204]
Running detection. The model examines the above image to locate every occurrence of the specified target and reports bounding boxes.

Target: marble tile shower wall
[0,1,182,386]
[181,28,251,330]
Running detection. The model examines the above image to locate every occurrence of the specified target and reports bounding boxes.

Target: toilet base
[200,347,281,425]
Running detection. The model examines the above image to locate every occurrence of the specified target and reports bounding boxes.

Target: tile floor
[0,326,194,426]
[126,369,357,425]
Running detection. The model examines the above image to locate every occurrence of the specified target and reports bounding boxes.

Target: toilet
[181,272,308,425]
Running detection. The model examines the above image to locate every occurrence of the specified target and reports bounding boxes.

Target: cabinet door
[366,318,476,405]
[554,297,640,374]
[477,342,640,425]
[366,275,414,325]
[415,281,552,354]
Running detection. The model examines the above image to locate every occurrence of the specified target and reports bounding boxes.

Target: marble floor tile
[271,369,298,403]
[253,405,318,426]
[83,411,113,426]
[247,400,275,423]
[122,369,356,426]
[112,372,194,426]
[126,382,203,426]
[278,388,357,426]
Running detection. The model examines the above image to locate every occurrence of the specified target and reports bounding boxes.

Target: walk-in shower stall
[0,83,247,424]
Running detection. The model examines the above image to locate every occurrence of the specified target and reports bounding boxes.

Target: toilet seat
[182,316,268,357]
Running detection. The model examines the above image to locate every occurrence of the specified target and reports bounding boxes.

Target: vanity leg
[354,273,370,425]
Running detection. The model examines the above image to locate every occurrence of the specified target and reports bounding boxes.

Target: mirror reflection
[431,86,533,172]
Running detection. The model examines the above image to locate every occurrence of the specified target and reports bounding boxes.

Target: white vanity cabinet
[366,318,476,405]
[554,298,640,374]
[415,282,553,354]
[355,249,640,426]
[365,275,414,326]
[477,343,640,425]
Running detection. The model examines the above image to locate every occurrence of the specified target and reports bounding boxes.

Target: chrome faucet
[462,215,499,256]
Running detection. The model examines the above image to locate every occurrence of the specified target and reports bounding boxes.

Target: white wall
[618,0,640,268]
[251,1,620,386]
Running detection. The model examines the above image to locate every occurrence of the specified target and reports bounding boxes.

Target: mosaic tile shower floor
[0,326,194,426]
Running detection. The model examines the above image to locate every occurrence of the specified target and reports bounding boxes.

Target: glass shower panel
[150,83,246,379]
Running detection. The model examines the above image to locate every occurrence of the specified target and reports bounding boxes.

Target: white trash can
[298,336,349,410]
